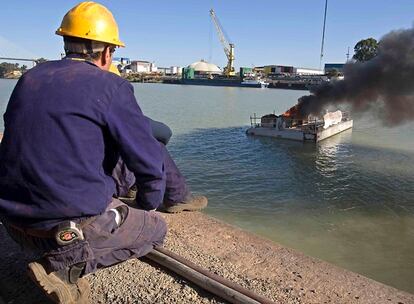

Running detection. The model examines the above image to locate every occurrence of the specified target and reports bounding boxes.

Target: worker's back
[0,59,128,228]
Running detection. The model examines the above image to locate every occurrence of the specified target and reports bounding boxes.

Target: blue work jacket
[0,58,166,228]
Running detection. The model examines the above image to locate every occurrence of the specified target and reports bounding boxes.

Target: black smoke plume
[297,27,414,126]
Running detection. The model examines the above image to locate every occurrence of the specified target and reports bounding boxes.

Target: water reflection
[171,126,414,293]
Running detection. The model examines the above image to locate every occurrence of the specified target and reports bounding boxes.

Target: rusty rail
[146,246,276,304]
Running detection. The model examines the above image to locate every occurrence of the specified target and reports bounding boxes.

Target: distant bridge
[0,57,43,66]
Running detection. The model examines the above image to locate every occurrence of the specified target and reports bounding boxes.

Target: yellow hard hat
[109,63,121,76]
[56,1,125,47]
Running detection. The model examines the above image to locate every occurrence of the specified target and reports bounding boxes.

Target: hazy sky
[1,1,413,69]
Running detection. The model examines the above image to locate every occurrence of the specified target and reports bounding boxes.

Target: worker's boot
[159,195,208,213]
[27,261,90,304]
[125,184,138,199]
[118,184,138,205]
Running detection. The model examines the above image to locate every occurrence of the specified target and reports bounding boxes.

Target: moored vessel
[246,110,353,142]
[240,78,269,88]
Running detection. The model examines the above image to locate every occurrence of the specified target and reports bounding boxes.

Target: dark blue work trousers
[3,198,167,274]
[112,143,190,207]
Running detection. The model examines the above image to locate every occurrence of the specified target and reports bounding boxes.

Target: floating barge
[246,110,353,142]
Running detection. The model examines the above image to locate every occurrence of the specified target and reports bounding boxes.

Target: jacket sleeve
[106,81,166,210]
[148,117,172,145]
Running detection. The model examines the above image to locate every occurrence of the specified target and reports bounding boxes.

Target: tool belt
[7,223,55,238]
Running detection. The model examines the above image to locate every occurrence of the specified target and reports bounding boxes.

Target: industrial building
[129,60,158,74]
[255,65,323,76]
[295,67,324,75]
[259,65,294,75]
[157,66,182,75]
[112,57,131,67]
[324,63,345,74]
[117,59,181,76]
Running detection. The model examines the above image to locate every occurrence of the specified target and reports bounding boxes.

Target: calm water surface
[1,79,413,293]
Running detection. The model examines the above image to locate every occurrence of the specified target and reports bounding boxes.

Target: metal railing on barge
[249,113,322,132]
[249,111,351,133]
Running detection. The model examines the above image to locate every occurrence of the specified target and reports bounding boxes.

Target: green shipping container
[182,67,195,79]
[239,67,252,80]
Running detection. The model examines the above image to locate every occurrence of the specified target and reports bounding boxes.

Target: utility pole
[208,16,213,63]
[346,46,350,62]
[319,0,328,69]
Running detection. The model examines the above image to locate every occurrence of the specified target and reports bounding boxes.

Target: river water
[1,79,413,293]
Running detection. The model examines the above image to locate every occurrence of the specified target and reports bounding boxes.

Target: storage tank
[188,60,222,74]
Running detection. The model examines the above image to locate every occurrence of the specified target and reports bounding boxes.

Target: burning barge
[246,110,353,142]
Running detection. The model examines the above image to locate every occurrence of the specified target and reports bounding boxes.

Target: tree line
[353,38,378,62]
[0,62,27,77]
[0,58,47,78]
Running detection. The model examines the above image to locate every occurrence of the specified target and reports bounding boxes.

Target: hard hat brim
[56,30,125,47]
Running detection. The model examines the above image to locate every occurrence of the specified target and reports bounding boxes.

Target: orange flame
[283,104,299,118]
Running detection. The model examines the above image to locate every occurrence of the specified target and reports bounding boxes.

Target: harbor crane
[209,9,235,77]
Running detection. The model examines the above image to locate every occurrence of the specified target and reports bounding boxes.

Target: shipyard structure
[180,61,336,90]
[111,8,346,90]
[113,55,345,90]
[115,57,344,90]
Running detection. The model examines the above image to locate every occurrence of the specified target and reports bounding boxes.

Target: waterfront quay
[113,59,336,90]
[1,58,339,90]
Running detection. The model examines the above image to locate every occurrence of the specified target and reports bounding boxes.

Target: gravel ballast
[0,211,413,304]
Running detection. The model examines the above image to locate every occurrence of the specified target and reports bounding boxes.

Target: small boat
[240,78,269,88]
[246,110,353,142]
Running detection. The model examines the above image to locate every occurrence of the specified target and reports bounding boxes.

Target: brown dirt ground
[0,211,413,303]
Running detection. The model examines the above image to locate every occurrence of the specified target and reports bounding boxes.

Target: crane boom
[209,9,235,77]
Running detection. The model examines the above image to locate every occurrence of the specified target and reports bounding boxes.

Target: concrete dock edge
[0,212,413,303]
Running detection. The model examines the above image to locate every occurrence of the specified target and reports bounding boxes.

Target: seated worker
[0,2,206,304]
[109,64,173,146]
[108,64,206,212]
